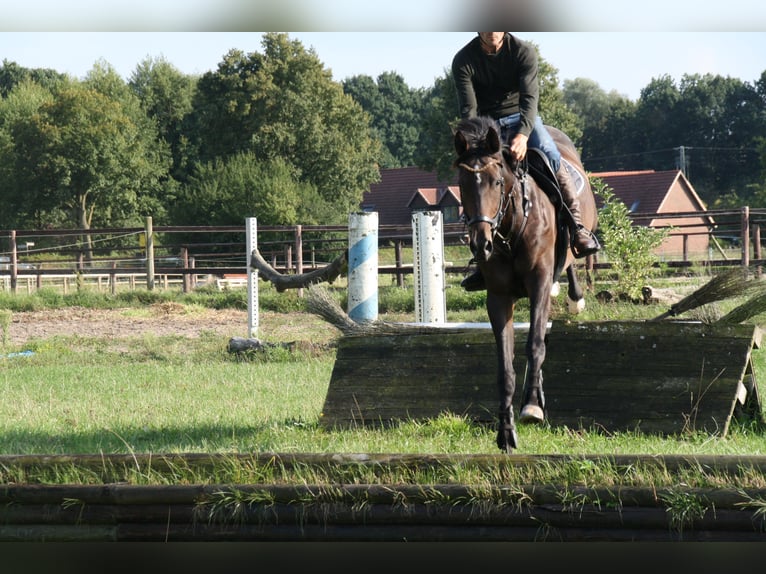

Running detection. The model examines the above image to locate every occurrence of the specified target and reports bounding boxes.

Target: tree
[129,56,197,181]
[83,61,173,226]
[0,79,56,228]
[9,77,170,259]
[415,72,459,179]
[175,152,334,227]
[565,80,638,172]
[184,32,382,223]
[0,59,65,98]
[563,78,612,128]
[536,55,581,145]
[675,73,763,205]
[343,72,425,168]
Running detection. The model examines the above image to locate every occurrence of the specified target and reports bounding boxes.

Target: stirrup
[570,226,601,259]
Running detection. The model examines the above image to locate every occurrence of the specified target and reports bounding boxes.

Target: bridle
[458,154,530,253]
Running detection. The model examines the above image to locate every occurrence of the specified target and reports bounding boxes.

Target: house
[362,166,712,256]
[591,170,713,256]
[361,166,460,228]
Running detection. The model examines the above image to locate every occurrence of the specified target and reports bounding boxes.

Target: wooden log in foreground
[1,482,765,541]
[5,452,766,475]
[3,454,766,541]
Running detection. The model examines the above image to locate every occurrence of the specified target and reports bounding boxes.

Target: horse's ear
[487,125,501,154]
[502,148,515,167]
[454,130,468,157]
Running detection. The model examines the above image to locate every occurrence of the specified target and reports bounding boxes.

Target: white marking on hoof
[568,297,586,314]
[550,282,560,297]
[519,404,545,424]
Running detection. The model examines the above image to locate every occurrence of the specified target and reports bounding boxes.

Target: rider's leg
[460,261,485,291]
[556,162,601,258]
[530,117,600,259]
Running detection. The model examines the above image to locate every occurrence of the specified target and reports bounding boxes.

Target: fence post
[246,217,259,338]
[181,247,190,293]
[295,224,303,298]
[9,230,17,294]
[412,210,446,324]
[110,262,117,295]
[741,206,750,268]
[753,224,762,278]
[145,216,155,290]
[395,240,404,287]
[348,212,378,323]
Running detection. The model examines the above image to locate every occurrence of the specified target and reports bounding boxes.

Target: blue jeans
[497,113,561,172]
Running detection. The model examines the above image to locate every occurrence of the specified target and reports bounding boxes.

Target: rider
[452,32,600,291]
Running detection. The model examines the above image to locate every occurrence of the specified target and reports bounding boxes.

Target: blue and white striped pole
[347,211,378,323]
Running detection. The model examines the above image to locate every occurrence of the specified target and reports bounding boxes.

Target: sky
[1,31,765,102]
[0,1,765,102]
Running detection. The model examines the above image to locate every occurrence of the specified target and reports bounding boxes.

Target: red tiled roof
[590,169,707,215]
[362,167,457,226]
[409,187,461,208]
[412,187,440,206]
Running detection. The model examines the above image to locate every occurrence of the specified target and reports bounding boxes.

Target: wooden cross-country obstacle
[320,320,763,437]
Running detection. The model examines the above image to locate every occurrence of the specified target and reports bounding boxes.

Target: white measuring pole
[347,211,378,323]
[245,217,259,337]
[412,210,446,324]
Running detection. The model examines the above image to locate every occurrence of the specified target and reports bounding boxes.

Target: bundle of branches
[652,265,762,321]
[716,284,766,324]
[306,285,359,335]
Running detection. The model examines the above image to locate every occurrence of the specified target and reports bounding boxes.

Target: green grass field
[2,273,766,488]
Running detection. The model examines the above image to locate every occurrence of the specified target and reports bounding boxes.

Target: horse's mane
[453,116,503,161]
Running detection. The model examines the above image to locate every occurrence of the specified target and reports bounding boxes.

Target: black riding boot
[460,267,485,291]
[557,163,600,258]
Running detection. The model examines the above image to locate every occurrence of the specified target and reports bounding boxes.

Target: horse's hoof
[568,297,586,314]
[496,426,519,453]
[497,440,516,455]
[519,404,545,424]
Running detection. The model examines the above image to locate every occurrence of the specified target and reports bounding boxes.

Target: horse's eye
[496,177,504,188]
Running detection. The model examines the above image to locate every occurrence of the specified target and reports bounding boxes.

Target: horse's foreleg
[519,280,550,424]
[487,293,518,453]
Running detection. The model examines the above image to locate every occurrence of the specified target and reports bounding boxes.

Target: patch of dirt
[5,306,247,346]
[4,306,342,347]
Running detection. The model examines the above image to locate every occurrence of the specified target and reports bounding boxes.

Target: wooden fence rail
[2,208,766,294]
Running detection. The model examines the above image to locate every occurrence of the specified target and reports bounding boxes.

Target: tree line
[1,32,765,237]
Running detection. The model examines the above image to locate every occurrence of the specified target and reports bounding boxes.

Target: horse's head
[453,117,514,264]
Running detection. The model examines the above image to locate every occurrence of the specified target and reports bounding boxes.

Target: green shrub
[116,289,177,306]
[34,287,65,307]
[378,286,414,313]
[593,177,669,301]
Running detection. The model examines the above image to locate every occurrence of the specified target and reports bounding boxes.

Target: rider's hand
[509,133,529,162]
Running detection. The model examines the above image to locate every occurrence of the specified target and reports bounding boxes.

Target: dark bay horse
[453,116,598,453]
